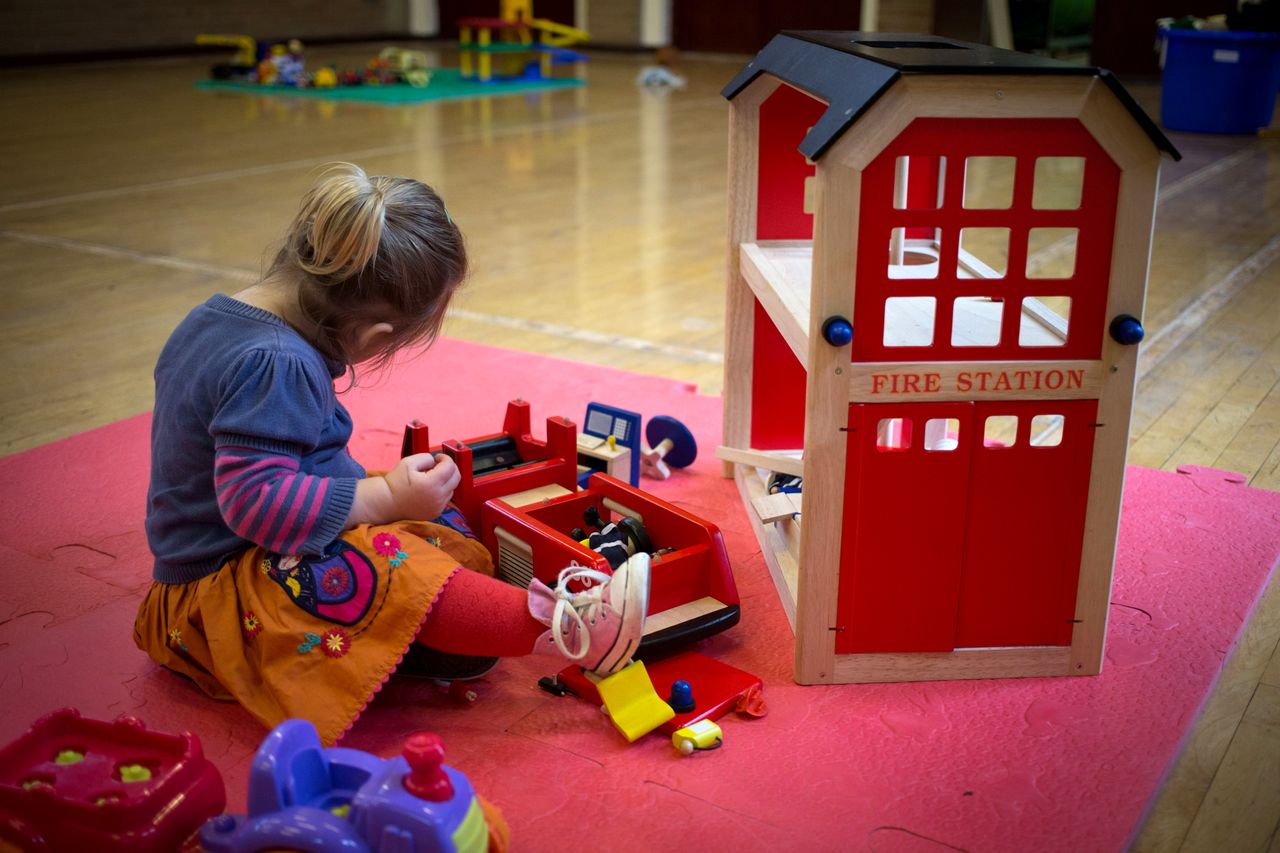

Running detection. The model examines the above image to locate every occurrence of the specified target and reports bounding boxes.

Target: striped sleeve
[214,445,353,554]
[208,348,357,554]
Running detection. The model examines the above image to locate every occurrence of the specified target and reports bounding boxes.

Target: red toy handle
[402,732,453,802]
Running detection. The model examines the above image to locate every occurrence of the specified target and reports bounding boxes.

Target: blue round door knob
[1109,314,1145,345]
[822,316,853,347]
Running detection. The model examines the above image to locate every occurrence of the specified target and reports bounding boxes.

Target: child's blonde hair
[271,162,466,372]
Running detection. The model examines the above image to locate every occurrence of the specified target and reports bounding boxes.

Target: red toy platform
[557,650,764,736]
[0,708,225,853]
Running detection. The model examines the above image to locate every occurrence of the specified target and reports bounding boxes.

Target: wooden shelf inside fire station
[740,241,814,371]
[736,463,803,631]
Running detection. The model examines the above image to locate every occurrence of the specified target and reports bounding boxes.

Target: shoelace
[550,564,614,661]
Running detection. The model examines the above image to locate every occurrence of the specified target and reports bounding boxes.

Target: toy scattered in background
[552,650,765,746]
[200,719,501,852]
[256,40,306,86]
[458,0,589,82]
[636,46,687,89]
[362,55,400,86]
[403,401,740,658]
[312,66,338,88]
[0,707,225,852]
[196,33,258,80]
[195,35,438,90]
[380,47,433,87]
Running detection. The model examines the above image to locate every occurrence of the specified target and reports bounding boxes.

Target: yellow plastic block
[595,661,675,742]
[672,719,723,755]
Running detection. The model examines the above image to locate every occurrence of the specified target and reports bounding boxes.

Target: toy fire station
[716,32,1179,684]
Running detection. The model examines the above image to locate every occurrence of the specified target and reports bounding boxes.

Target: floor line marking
[0,229,259,281]
[0,229,724,365]
[0,97,724,215]
[1157,148,1257,205]
[447,307,723,365]
[1138,233,1280,381]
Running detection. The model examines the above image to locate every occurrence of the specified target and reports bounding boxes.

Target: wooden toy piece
[717,32,1177,685]
[405,400,579,526]
[672,720,724,755]
[577,402,640,486]
[402,418,429,457]
[594,661,676,742]
[641,415,698,480]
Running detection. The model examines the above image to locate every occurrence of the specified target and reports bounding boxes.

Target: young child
[134,163,650,748]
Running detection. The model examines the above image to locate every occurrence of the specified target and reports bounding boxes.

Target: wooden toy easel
[716,32,1178,684]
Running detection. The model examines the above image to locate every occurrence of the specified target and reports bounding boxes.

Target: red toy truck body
[404,402,741,657]
[483,472,740,656]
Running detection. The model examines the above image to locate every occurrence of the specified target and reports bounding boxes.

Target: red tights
[416,568,546,656]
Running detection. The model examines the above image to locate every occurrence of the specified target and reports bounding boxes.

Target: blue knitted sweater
[146,294,364,583]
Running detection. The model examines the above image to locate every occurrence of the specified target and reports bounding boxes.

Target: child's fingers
[401,452,438,473]
[427,455,460,490]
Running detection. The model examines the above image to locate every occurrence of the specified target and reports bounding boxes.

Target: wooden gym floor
[1,44,1278,850]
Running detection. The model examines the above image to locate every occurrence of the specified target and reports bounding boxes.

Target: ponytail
[290,163,387,281]
[270,163,468,375]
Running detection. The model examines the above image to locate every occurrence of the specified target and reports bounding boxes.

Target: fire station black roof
[721,31,1180,162]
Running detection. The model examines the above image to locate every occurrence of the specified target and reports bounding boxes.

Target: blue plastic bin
[1160,29,1280,133]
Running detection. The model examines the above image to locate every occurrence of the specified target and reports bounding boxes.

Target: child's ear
[351,322,394,360]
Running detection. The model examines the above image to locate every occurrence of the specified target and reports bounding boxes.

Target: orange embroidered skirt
[134,520,493,746]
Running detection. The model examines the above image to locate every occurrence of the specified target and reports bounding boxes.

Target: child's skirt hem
[330,564,463,745]
[134,520,493,745]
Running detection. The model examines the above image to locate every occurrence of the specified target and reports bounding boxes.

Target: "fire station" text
[868,368,1087,395]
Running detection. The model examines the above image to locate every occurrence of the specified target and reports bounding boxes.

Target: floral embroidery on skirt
[134,520,493,744]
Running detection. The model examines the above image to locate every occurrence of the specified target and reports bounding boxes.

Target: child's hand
[385,452,461,521]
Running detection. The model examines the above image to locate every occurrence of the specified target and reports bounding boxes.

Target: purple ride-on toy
[200,719,489,852]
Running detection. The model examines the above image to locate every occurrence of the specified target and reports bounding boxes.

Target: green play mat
[195,68,583,105]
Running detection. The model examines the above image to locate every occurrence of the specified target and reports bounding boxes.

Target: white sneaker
[528,553,650,676]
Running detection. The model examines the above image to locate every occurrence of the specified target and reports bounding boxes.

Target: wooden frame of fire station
[717,32,1178,684]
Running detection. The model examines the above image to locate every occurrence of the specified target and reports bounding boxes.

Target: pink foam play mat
[2,337,1278,851]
